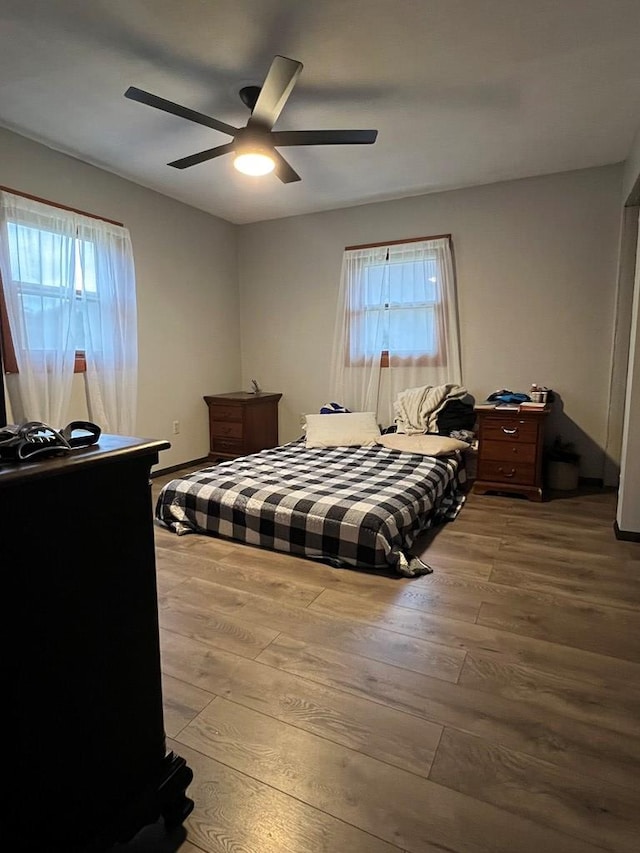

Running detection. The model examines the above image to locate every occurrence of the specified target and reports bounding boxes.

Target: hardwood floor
[137,476,639,852]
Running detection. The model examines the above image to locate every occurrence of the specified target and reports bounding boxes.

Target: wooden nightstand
[473,406,550,501]
[204,391,282,461]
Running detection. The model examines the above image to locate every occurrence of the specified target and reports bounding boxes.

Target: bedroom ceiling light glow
[233,150,275,176]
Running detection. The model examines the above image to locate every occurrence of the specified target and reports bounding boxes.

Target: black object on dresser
[473,406,550,501]
[204,391,282,461]
[2,436,193,852]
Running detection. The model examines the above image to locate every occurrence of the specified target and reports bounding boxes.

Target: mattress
[155,440,466,576]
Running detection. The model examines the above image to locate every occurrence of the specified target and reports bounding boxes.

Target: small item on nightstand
[250,379,261,394]
[524,384,551,406]
[487,389,530,405]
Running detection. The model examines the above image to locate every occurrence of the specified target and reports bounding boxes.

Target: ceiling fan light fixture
[126,54,376,184]
[233,150,275,176]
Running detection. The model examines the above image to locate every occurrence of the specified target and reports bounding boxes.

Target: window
[329,234,461,424]
[1,221,98,373]
[353,252,445,367]
[344,236,456,368]
[0,189,138,433]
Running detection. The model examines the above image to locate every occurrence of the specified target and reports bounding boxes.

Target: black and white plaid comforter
[155,440,466,575]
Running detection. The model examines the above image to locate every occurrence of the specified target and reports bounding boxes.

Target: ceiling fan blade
[271,129,378,146]
[125,86,238,137]
[248,56,303,129]
[168,142,235,169]
[272,150,301,184]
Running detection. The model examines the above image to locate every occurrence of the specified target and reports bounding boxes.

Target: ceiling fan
[124,55,378,183]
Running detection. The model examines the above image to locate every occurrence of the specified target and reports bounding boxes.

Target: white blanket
[394,383,467,434]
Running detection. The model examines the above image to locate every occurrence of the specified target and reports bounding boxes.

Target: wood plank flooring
[126,478,639,853]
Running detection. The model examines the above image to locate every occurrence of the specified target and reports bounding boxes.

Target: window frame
[344,234,452,369]
[0,251,90,376]
[0,185,123,376]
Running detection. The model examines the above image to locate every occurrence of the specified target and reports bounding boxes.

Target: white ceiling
[1,0,639,225]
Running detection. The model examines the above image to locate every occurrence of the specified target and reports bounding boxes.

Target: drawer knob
[498,467,516,478]
[501,427,518,435]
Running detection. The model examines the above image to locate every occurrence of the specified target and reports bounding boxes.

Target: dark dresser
[204,391,282,461]
[2,436,193,851]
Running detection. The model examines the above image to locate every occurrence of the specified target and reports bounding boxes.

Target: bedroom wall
[621,125,640,202]
[616,210,639,534]
[237,165,623,480]
[0,126,240,470]
[604,205,639,486]
[616,126,640,534]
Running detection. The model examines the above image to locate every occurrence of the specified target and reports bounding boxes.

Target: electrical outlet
[172,420,180,435]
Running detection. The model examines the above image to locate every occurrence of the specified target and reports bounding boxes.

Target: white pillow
[305,412,381,448]
[377,433,469,456]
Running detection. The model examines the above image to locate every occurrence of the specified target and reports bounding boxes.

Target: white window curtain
[0,190,138,432]
[76,218,138,434]
[0,192,77,425]
[329,237,462,427]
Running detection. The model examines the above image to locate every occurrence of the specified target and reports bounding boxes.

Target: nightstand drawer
[211,437,243,454]
[481,439,537,465]
[211,404,242,422]
[477,460,536,485]
[211,421,243,439]
[482,419,538,443]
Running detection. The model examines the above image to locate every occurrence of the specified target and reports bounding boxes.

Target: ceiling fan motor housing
[233,125,272,155]
[239,85,261,112]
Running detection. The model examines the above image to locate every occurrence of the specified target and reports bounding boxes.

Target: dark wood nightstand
[473,405,550,501]
[204,391,282,461]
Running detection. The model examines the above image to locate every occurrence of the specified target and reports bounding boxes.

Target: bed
[155,437,467,577]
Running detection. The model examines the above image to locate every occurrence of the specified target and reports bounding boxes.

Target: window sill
[4,352,87,375]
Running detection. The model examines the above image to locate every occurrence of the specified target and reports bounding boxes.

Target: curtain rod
[345,233,451,251]
[0,185,124,227]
